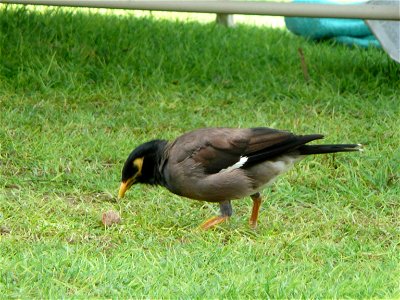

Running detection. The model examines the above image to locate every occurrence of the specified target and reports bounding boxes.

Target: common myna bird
[118,127,362,229]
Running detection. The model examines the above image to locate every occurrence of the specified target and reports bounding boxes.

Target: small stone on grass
[101,210,121,226]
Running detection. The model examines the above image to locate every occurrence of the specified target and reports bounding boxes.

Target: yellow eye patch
[133,157,143,175]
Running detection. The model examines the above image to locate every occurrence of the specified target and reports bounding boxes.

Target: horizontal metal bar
[1,0,399,20]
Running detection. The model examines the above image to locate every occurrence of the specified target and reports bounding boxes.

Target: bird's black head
[118,139,167,199]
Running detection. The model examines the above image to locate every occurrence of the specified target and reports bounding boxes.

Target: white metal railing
[1,0,399,20]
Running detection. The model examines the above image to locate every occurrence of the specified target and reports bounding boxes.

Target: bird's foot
[200,216,229,230]
[249,219,258,229]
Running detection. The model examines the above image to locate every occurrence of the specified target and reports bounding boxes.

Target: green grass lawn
[1,5,399,298]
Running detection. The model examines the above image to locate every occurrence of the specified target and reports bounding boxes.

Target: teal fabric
[284,0,381,48]
[334,35,381,47]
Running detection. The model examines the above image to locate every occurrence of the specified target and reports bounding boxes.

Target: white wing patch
[219,156,248,173]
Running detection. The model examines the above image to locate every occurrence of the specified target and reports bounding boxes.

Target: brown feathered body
[161,128,306,202]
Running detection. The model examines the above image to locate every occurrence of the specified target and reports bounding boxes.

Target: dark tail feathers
[298,144,363,155]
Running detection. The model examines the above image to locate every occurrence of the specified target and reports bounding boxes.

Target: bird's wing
[243,128,323,167]
[168,128,323,174]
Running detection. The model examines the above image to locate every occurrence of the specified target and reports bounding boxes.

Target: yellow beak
[118,181,129,199]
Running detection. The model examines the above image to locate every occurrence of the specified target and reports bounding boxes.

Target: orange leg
[200,200,232,230]
[249,192,262,228]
